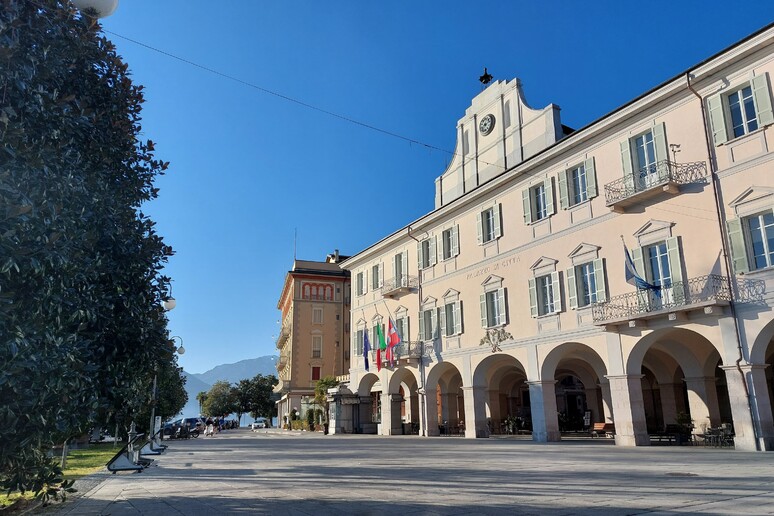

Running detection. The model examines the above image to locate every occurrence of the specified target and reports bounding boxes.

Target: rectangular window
[312,307,323,324]
[532,184,547,221]
[356,272,364,296]
[441,301,462,336]
[578,262,597,307]
[728,86,758,138]
[311,366,321,381]
[708,74,773,145]
[371,264,381,290]
[478,204,502,243]
[747,211,774,270]
[441,226,459,260]
[480,288,506,328]
[417,238,436,270]
[529,272,561,317]
[312,335,322,358]
[570,164,588,205]
[537,275,556,315]
[419,309,436,340]
[395,317,407,342]
[567,259,606,309]
[355,329,364,355]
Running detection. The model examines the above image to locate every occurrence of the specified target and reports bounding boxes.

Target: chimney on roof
[334,249,339,262]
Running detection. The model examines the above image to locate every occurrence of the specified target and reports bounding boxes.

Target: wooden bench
[591,423,615,438]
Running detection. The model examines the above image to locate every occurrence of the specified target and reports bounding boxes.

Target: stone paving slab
[45,429,774,515]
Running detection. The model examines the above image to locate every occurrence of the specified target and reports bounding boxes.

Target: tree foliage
[0,0,179,497]
[315,376,340,422]
[246,374,278,419]
[201,381,235,417]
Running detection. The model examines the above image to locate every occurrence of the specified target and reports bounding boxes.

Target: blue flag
[363,330,371,372]
[624,242,661,294]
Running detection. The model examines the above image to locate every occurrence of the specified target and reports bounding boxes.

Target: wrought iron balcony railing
[604,160,707,207]
[381,275,418,297]
[592,274,765,325]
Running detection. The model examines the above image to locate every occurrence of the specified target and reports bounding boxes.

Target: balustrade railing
[592,274,764,323]
[604,160,707,206]
[381,275,418,295]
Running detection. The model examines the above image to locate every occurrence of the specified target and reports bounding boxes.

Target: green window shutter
[726,218,749,274]
[429,236,437,266]
[544,177,555,216]
[593,258,607,302]
[528,278,538,318]
[476,211,483,244]
[452,225,460,257]
[405,316,410,344]
[480,293,488,327]
[418,312,425,341]
[363,270,368,294]
[666,236,685,304]
[454,301,462,334]
[620,139,634,192]
[752,74,774,126]
[550,271,562,313]
[401,252,408,278]
[522,189,532,224]
[439,304,447,337]
[497,288,507,325]
[653,122,669,163]
[707,94,728,145]
[431,308,439,339]
[631,246,645,279]
[416,241,423,270]
[566,266,578,309]
[379,263,384,287]
[585,158,597,199]
[665,236,683,284]
[493,204,502,239]
[558,170,569,209]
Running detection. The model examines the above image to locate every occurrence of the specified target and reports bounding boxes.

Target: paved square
[50,429,774,515]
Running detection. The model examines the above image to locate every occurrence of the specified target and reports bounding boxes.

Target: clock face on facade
[479,114,496,136]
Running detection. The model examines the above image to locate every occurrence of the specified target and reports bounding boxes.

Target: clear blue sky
[100,1,774,374]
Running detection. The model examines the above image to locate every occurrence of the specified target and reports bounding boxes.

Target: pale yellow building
[275,251,351,425]
[335,24,774,451]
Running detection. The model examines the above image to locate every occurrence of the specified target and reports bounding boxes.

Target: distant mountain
[191,356,278,385]
[177,356,278,418]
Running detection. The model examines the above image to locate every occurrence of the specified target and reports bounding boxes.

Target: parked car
[249,418,270,429]
[163,417,203,436]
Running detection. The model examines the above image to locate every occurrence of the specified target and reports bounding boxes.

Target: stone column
[658,383,679,428]
[380,392,392,435]
[424,387,440,436]
[462,386,488,438]
[527,381,560,442]
[683,376,721,430]
[390,394,404,434]
[722,364,774,451]
[599,380,614,423]
[606,375,649,446]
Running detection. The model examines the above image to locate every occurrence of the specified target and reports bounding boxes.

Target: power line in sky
[105,30,506,171]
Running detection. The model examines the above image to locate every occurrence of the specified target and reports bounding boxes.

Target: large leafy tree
[202,381,236,418]
[315,376,340,423]
[0,0,180,497]
[247,374,278,419]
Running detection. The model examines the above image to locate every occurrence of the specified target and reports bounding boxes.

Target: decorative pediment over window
[421,296,437,309]
[729,186,774,217]
[395,305,408,316]
[481,275,504,288]
[634,219,674,246]
[567,243,601,265]
[442,288,460,301]
[529,257,557,277]
[356,318,366,327]
[371,314,383,324]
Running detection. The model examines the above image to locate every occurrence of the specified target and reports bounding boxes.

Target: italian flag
[376,323,387,369]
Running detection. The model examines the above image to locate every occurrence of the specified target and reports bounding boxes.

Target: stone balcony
[381,275,418,298]
[592,274,765,328]
[604,160,707,212]
[275,324,291,349]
